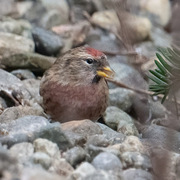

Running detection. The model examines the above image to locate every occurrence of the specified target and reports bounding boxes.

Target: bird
[40,46,114,123]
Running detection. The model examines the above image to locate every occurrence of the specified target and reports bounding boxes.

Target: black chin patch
[92,75,101,83]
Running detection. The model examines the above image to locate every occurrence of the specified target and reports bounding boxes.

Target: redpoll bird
[40,46,114,123]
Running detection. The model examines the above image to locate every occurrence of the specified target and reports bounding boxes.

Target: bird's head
[52,46,114,85]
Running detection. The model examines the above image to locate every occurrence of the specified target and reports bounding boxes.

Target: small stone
[109,62,148,90]
[0,48,55,71]
[31,152,52,169]
[86,144,120,162]
[33,138,60,159]
[91,152,122,171]
[23,79,42,104]
[142,124,180,153]
[0,16,32,38]
[61,120,102,138]
[0,116,72,150]
[40,0,69,28]
[114,136,146,154]
[85,170,121,180]
[0,149,20,179]
[86,134,109,147]
[63,146,86,167]
[0,115,49,146]
[0,69,32,104]
[121,152,152,170]
[96,123,125,145]
[105,106,138,136]
[0,106,44,124]
[105,106,133,129]
[109,88,134,112]
[0,32,34,52]
[50,158,74,178]
[11,69,35,80]
[32,27,64,56]
[122,168,153,180]
[9,142,34,164]
[21,167,66,180]
[149,100,167,119]
[69,162,96,180]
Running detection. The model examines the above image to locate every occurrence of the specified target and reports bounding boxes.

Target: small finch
[40,46,114,123]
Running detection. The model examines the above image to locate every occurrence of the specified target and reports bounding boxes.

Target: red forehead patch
[85,47,103,57]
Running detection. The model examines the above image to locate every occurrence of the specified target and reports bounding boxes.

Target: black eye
[86,58,94,64]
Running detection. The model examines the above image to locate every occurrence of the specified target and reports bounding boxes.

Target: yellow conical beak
[97,66,114,79]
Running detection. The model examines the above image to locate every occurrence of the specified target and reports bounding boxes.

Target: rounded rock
[91,152,122,171]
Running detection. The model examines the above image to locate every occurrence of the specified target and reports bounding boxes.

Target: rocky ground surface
[0,0,180,180]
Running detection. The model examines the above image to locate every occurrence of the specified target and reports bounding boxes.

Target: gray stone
[11,69,35,80]
[0,32,34,52]
[109,88,134,112]
[23,79,42,104]
[111,136,146,154]
[63,130,86,147]
[41,9,68,29]
[91,152,122,171]
[0,69,32,104]
[0,106,44,124]
[64,146,86,167]
[0,149,20,179]
[0,116,72,150]
[150,27,172,47]
[0,0,17,16]
[122,168,153,180]
[69,162,96,180]
[0,48,55,71]
[49,158,74,178]
[0,97,7,110]
[33,138,60,159]
[142,124,180,153]
[121,152,152,170]
[105,106,133,130]
[21,167,66,180]
[96,123,125,144]
[109,62,148,90]
[32,27,63,56]
[86,144,121,162]
[0,17,32,38]
[86,134,109,147]
[31,152,52,169]
[9,142,34,164]
[85,170,122,180]
[105,106,138,136]
[61,120,102,138]
[149,100,167,119]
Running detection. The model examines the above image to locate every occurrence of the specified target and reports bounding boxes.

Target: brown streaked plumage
[40,46,114,123]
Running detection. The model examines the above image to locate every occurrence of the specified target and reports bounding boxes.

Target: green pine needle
[148,47,180,103]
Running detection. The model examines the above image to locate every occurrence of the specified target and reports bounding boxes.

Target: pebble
[11,69,36,80]
[69,162,96,180]
[63,146,86,167]
[96,123,125,144]
[105,106,139,136]
[33,138,60,159]
[31,152,52,169]
[0,32,34,52]
[121,151,152,170]
[61,120,102,138]
[50,158,74,178]
[9,142,34,164]
[109,88,134,112]
[32,27,63,56]
[91,152,122,171]
[122,168,153,180]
